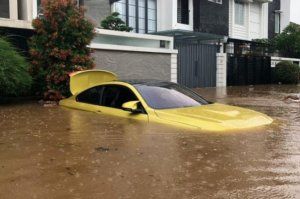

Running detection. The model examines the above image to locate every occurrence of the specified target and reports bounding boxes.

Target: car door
[98,85,149,122]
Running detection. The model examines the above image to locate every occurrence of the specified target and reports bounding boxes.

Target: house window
[235,2,244,26]
[148,0,157,33]
[111,0,127,22]
[0,0,9,18]
[177,0,189,24]
[112,0,157,33]
[208,0,222,4]
[275,12,280,34]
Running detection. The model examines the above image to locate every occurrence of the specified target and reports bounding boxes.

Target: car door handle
[96,110,102,113]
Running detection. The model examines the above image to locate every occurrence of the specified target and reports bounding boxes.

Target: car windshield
[134,83,209,109]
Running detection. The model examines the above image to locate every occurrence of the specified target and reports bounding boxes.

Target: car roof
[118,79,176,87]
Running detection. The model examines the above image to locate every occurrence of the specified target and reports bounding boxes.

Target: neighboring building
[268,0,281,39]
[269,0,300,39]
[117,0,271,55]
[279,0,300,32]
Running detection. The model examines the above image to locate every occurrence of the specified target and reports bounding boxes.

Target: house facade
[1,0,297,87]
[0,0,178,83]
[0,0,37,29]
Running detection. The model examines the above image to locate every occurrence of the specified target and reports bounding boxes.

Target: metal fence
[227,54,272,86]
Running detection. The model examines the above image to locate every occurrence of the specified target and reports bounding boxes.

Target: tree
[101,12,133,32]
[274,23,300,58]
[0,37,32,96]
[29,0,95,98]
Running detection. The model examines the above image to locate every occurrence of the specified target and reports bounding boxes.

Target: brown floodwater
[0,85,300,199]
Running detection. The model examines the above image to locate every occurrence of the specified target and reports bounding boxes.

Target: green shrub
[101,12,133,32]
[0,37,32,96]
[275,61,300,84]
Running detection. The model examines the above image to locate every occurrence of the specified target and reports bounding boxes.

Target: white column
[32,0,37,19]
[247,3,251,40]
[188,0,193,28]
[216,53,227,87]
[26,0,33,21]
[9,0,18,20]
[171,53,178,83]
[172,0,177,29]
[261,3,268,38]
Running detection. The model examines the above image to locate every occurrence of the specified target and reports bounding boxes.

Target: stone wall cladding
[84,0,111,27]
[268,0,280,39]
[194,0,229,36]
[93,50,172,81]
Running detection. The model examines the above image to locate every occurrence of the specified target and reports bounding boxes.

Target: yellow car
[59,70,273,132]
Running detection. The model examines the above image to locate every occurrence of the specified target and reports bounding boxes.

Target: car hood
[154,103,273,131]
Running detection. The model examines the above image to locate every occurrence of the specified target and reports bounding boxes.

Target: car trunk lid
[69,70,117,95]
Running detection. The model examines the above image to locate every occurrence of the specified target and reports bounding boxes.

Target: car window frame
[75,85,104,105]
[76,83,147,114]
[133,83,211,110]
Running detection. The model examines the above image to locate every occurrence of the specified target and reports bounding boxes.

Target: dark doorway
[177,0,189,24]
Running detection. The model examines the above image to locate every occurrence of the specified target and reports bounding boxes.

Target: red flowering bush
[29,0,95,98]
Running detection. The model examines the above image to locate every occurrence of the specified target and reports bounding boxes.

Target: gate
[176,42,217,88]
[227,54,271,86]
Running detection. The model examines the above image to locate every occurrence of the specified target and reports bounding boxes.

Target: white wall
[280,0,291,32]
[157,0,193,32]
[290,0,300,25]
[157,0,174,31]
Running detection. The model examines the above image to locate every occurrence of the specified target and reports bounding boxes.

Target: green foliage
[250,38,275,56]
[275,61,300,84]
[0,37,32,96]
[29,0,95,98]
[274,23,300,58]
[101,12,133,32]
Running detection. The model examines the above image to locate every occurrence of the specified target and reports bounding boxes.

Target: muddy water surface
[0,85,300,199]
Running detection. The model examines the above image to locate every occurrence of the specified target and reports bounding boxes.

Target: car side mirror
[122,101,142,113]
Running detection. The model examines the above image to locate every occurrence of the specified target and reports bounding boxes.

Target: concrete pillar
[216,53,227,87]
[171,53,178,83]
[9,0,18,20]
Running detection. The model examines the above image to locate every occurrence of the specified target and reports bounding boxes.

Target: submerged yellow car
[60,70,273,131]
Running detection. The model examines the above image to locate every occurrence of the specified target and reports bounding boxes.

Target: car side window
[101,85,138,109]
[76,86,102,105]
